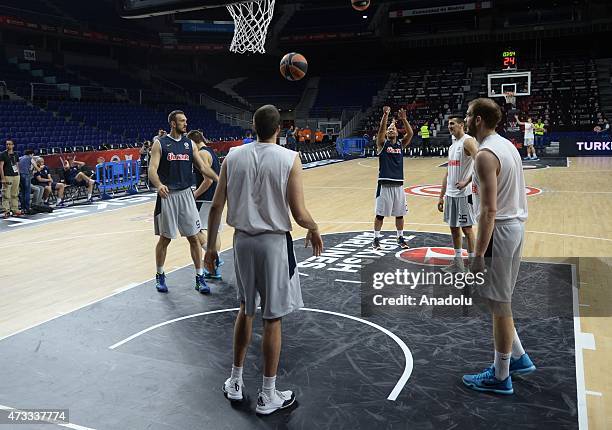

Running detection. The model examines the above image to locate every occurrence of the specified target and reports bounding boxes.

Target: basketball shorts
[196,200,224,232]
[477,219,525,303]
[375,183,407,217]
[443,195,475,227]
[233,230,303,319]
[524,137,535,147]
[154,187,201,239]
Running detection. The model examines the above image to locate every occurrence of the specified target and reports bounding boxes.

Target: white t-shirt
[524,122,534,139]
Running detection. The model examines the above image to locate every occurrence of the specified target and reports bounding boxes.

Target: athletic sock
[87,193,92,200]
[511,327,526,359]
[196,267,204,276]
[231,365,243,383]
[468,252,475,258]
[262,375,276,397]
[374,230,381,238]
[494,351,511,380]
[454,249,462,258]
[397,230,403,238]
[156,266,164,275]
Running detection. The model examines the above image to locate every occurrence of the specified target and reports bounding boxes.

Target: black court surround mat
[0,232,582,430]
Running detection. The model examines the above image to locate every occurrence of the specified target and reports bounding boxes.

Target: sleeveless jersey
[377,140,404,184]
[157,134,194,191]
[194,145,221,201]
[472,133,528,222]
[446,133,474,198]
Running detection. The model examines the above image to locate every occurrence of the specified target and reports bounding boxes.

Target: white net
[503,91,516,107]
[226,0,276,54]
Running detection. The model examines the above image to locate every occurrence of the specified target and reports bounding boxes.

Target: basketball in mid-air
[280,52,308,81]
[351,0,370,11]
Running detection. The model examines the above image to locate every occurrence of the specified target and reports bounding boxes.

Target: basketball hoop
[503,91,516,107]
[227,0,276,54]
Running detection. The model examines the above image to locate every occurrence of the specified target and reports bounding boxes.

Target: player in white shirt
[515,115,539,161]
[437,116,478,273]
[462,98,535,396]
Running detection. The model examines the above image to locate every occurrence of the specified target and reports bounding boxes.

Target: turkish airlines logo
[167,153,190,161]
[396,247,468,266]
[404,184,542,197]
[576,142,612,151]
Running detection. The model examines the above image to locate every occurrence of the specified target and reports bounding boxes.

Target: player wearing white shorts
[463,98,536,395]
[515,115,539,160]
[204,105,323,415]
[372,106,414,250]
[437,116,478,273]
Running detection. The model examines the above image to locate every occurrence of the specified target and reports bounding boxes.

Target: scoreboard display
[502,50,517,70]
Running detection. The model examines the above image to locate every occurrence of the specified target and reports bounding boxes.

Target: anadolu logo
[404,184,541,197]
[396,247,468,267]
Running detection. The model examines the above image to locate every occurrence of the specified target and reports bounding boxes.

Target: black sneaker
[397,236,410,249]
[372,237,381,250]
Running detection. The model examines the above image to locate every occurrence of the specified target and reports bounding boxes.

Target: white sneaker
[222,377,244,401]
[256,389,296,415]
[441,257,466,274]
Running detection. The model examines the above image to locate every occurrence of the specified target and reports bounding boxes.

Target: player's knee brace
[395,216,403,220]
[375,215,384,221]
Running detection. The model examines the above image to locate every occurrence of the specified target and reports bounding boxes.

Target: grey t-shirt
[225,142,298,234]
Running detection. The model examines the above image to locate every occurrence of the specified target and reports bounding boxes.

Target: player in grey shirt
[205,104,323,415]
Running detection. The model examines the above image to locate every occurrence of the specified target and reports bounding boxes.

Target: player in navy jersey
[148,110,219,294]
[187,129,224,281]
[372,106,413,250]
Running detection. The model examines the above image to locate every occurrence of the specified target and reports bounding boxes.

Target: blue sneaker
[462,367,514,395]
[196,274,210,295]
[205,258,223,280]
[510,353,536,376]
[156,273,168,293]
[204,268,222,280]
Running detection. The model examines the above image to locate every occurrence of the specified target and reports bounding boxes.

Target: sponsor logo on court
[298,232,414,273]
[396,247,468,267]
[404,184,542,197]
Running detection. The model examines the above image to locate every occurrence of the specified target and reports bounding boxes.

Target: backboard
[487,71,531,98]
[116,0,248,18]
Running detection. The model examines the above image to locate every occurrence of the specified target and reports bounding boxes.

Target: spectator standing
[18,149,38,214]
[0,139,20,217]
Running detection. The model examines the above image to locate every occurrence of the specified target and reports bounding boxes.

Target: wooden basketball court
[1,156,610,428]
